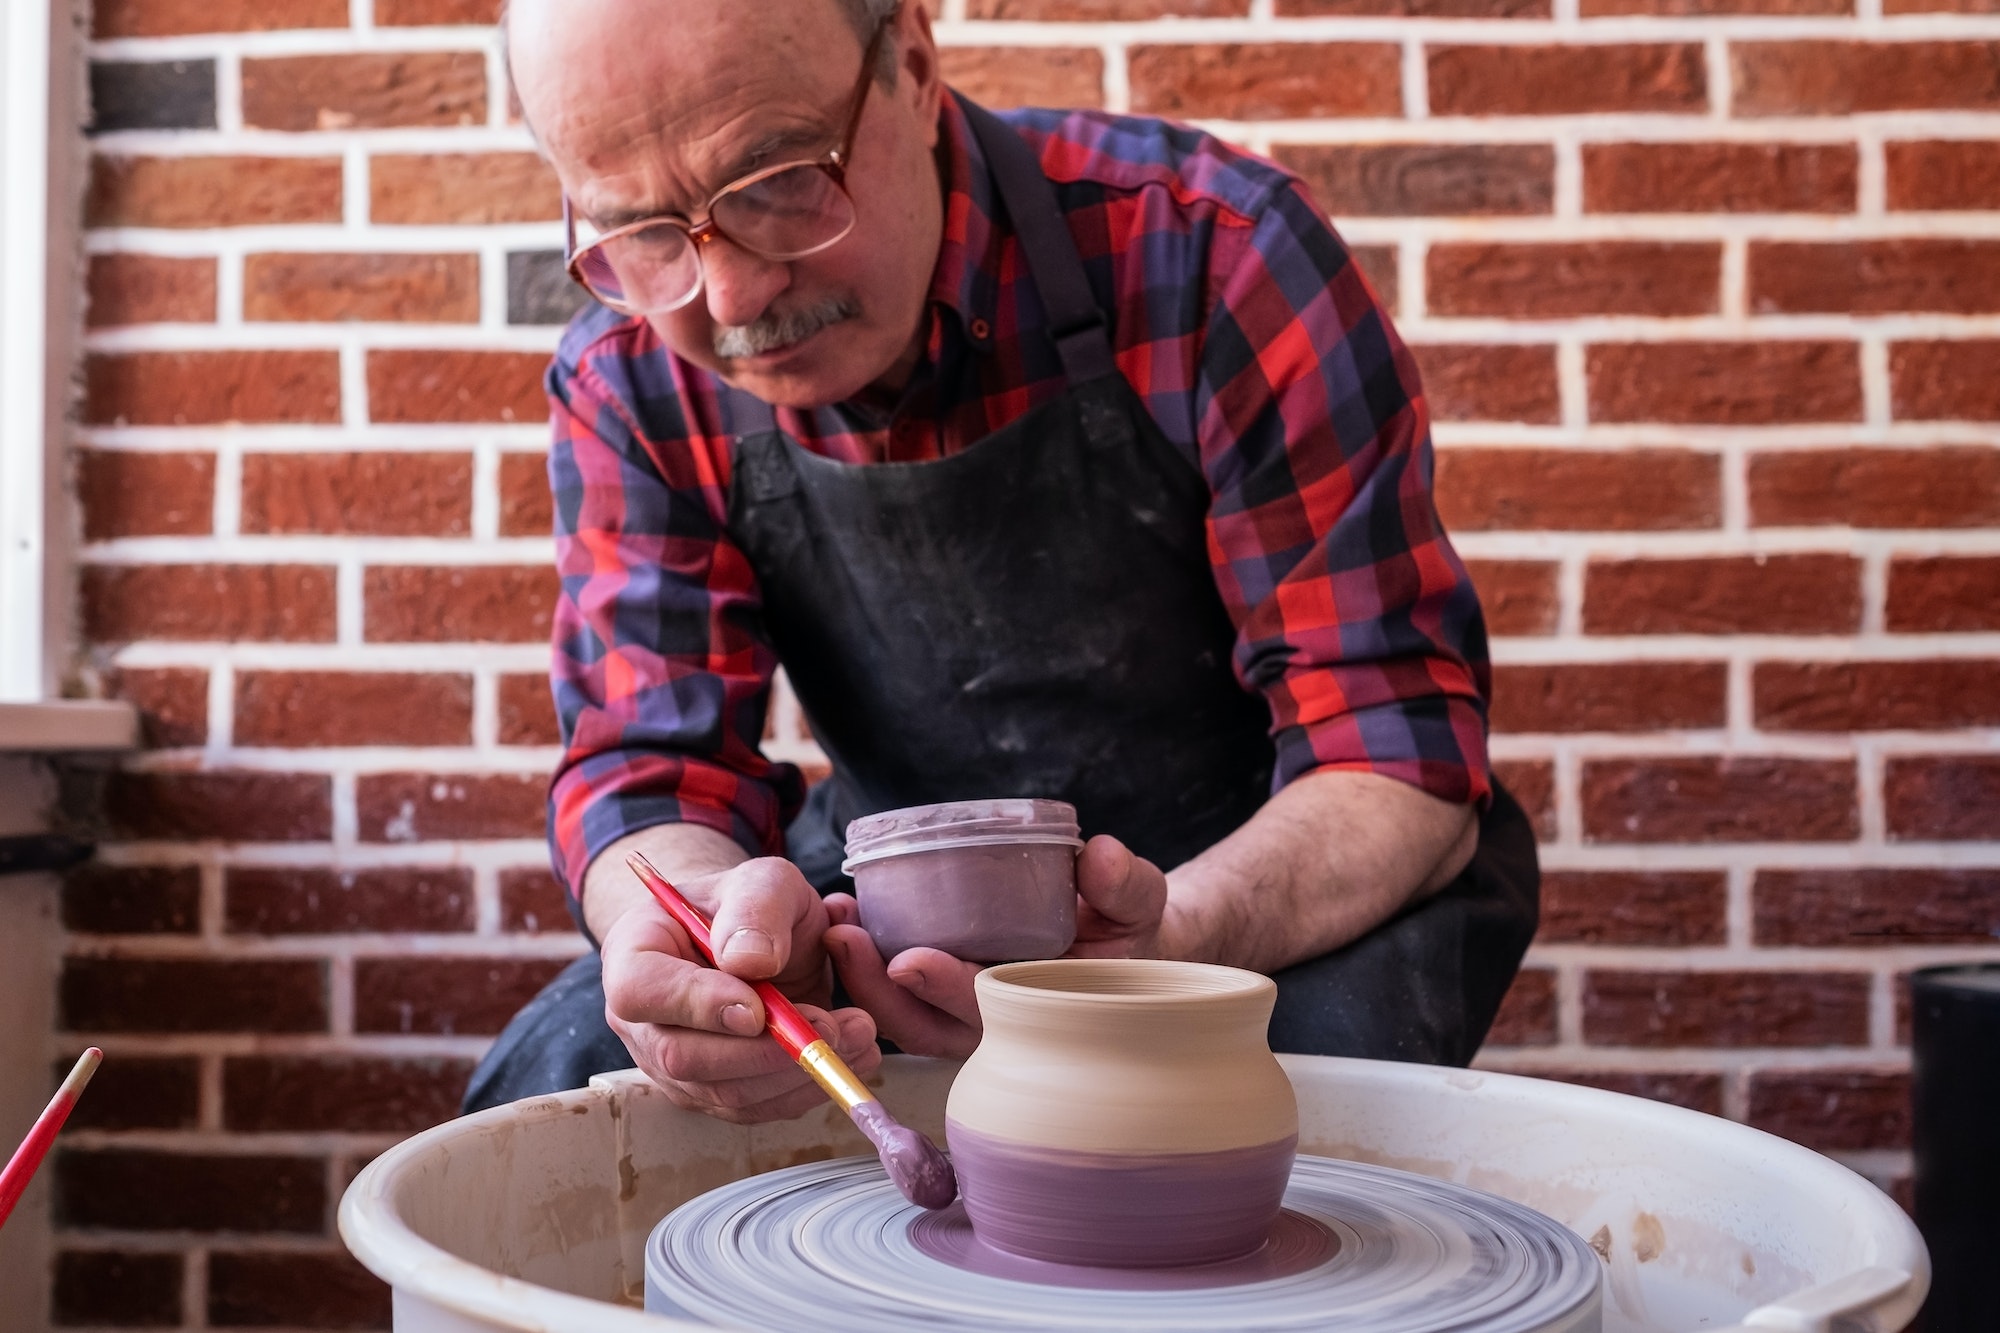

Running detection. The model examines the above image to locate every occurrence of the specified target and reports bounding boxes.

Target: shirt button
[968,317,991,341]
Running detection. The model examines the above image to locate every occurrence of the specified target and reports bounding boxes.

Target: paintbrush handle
[0,1048,102,1232]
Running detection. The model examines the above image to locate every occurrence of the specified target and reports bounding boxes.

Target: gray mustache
[713,296,860,358]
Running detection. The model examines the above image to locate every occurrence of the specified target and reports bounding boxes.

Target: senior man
[464,0,1538,1119]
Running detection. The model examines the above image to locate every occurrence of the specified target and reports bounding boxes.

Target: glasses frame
[562,16,891,315]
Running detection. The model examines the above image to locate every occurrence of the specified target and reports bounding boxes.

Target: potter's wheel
[644,1154,1603,1331]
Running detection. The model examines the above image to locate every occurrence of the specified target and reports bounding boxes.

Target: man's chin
[717,345,884,410]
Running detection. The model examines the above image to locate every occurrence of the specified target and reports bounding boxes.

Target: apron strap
[959,95,1119,387]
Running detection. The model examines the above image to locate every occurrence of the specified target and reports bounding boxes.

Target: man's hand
[590,842,882,1122]
[822,834,1171,1057]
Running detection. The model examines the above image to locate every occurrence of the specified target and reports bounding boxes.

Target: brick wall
[58,0,1999,1325]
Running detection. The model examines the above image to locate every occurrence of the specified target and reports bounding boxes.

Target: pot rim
[976,958,1274,1006]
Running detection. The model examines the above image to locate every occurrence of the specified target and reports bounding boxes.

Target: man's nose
[700,237,790,330]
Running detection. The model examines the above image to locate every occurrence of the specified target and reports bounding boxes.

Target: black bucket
[1911,964,2000,1333]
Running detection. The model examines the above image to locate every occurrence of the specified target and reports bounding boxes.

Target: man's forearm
[580,822,751,943]
[1160,769,1479,975]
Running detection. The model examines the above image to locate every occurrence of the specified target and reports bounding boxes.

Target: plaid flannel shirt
[544,94,1492,897]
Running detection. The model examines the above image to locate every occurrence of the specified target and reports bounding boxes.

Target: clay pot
[945,958,1298,1268]
[842,800,1081,963]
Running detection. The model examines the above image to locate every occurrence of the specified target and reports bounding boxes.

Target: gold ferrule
[797,1038,874,1115]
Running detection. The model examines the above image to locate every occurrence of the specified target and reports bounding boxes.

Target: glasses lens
[577,221,701,313]
[713,164,855,261]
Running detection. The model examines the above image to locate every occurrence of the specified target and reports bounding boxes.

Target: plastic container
[339,1058,1929,1333]
[840,799,1082,962]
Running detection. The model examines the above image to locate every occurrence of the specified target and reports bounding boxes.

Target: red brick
[499,672,560,745]
[1493,757,1556,841]
[61,958,327,1033]
[357,772,546,841]
[104,665,210,749]
[94,0,347,36]
[84,350,342,426]
[1437,448,1720,532]
[1891,340,2000,420]
[1888,556,2000,632]
[56,1150,326,1232]
[1429,44,1706,116]
[209,1250,391,1328]
[1584,142,1856,214]
[1129,44,1401,119]
[1887,140,2000,210]
[1429,243,1722,318]
[501,866,576,933]
[245,252,480,323]
[1748,1070,1910,1151]
[1414,344,1560,423]
[103,770,333,842]
[1583,970,1869,1046]
[242,451,472,536]
[86,253,217,326]
[354,956,570,1034]
[1582,757,1859,842]
[1585,0,1845,13]
[1506,1069,1724,1114]
[1756,660,2000,731]
[1885,756,2000,840]
[370,152,560,224]
[62,863,200,934]
[1734,42,2000,116]
[225,866,475,934]
[1485,969,1556,1046]
[1539,870,1727,945]
[53,1250,183,1325]
[1584,554,1861,635]
[973,0,1244,12]
[938,48,1105,110]
[1464,559,1558,636]
[366,349,547,423]
[1751,447,2000,528]
[223,1056,473,1132]
[1285,0,1546,11]
[1755,868,2000,945]
[84,564,337,643]
[363,565,555,642]
[235,670,473,747]
[377,0,501,20]
[1493,662,1727,734]
[77,450,213,541]
[86,155,343,229]
[1752,240,2000,315]
[1275,143,1554,216]
[1588,342,1862,425]
[242,52,485,131]
[499,452,553,536]
[58,1055,201,1130]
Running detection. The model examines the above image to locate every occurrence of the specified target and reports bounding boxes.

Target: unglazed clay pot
[842,800,1082,963]
[946,958,1298,1269]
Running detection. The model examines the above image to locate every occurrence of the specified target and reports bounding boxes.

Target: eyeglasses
[562,18,889,316]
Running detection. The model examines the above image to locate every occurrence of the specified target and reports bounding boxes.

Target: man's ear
[895,0,944,145]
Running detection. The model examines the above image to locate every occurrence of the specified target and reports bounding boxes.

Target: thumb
[1075,835,1167,932]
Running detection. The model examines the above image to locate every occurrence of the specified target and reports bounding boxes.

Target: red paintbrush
[626,852,956,1209]
[0,1048,102,1232]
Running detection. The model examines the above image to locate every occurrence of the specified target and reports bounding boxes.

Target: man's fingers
[883,948,982,1027]
[1075,834,1168,932]
[603,916,773,1034]
[823,891,860,930]
[704,857,824,982]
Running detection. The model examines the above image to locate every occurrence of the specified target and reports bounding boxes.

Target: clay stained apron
[460,101,1537,1113]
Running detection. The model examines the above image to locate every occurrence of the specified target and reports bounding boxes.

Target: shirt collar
[926,91,1002,351]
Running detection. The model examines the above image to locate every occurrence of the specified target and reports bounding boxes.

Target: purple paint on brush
[852,1101,957,1210]
[946,1121,1297,1269]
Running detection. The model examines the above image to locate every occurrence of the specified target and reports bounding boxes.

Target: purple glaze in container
[842,799,1082,963]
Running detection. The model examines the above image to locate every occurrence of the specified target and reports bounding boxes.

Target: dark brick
[84,563,337,644]
[1275,143,1554,216]
[56,1150,327,1232]
[1437,447,1720,531]
[507,249,591,325]
[1539,870,1728,945]
[1584,554,1862,635]
[1588,341,1863,425]
[356,772,546,841]
[61,958,327,1033]
[58,1055,200,1131]
[225,866,475,934]
[1485,969,1556,1046]
[1464,559,1559,636]
[1885,756,2000,840]
[1750,446,2000,528]
[1755,868,2000,945]
[223,1056,473,1132]
[1582,757,1859,842]
[1491,662,1727,733]
[1748,1070,1910,1151]
[54,1250,183,1326]
[1583,970,1870,1046]
[353,956,571,1034]
[104,665,209,748]
[89,59,217,133]
[209,1250,392,1328]
[363,564,555,643]
[497,672,560,745]
[1755,659,2000,730]
[1415,344,1561,423]
[62,863,200,934]
[1888,556,2000,631]
[497,453,553,537]
[102,770,333,842]
[500,866,576,933]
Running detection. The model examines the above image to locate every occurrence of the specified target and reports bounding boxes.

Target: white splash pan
[339,1056,1928,1332]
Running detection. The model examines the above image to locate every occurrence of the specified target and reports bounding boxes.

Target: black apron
[463,99,1537,1114]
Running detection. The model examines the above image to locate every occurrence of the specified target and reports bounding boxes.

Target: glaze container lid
[842,798,1083,872]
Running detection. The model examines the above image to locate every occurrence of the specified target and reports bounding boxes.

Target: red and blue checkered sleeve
[1196,180,1492,807]
[545,354,804,901]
